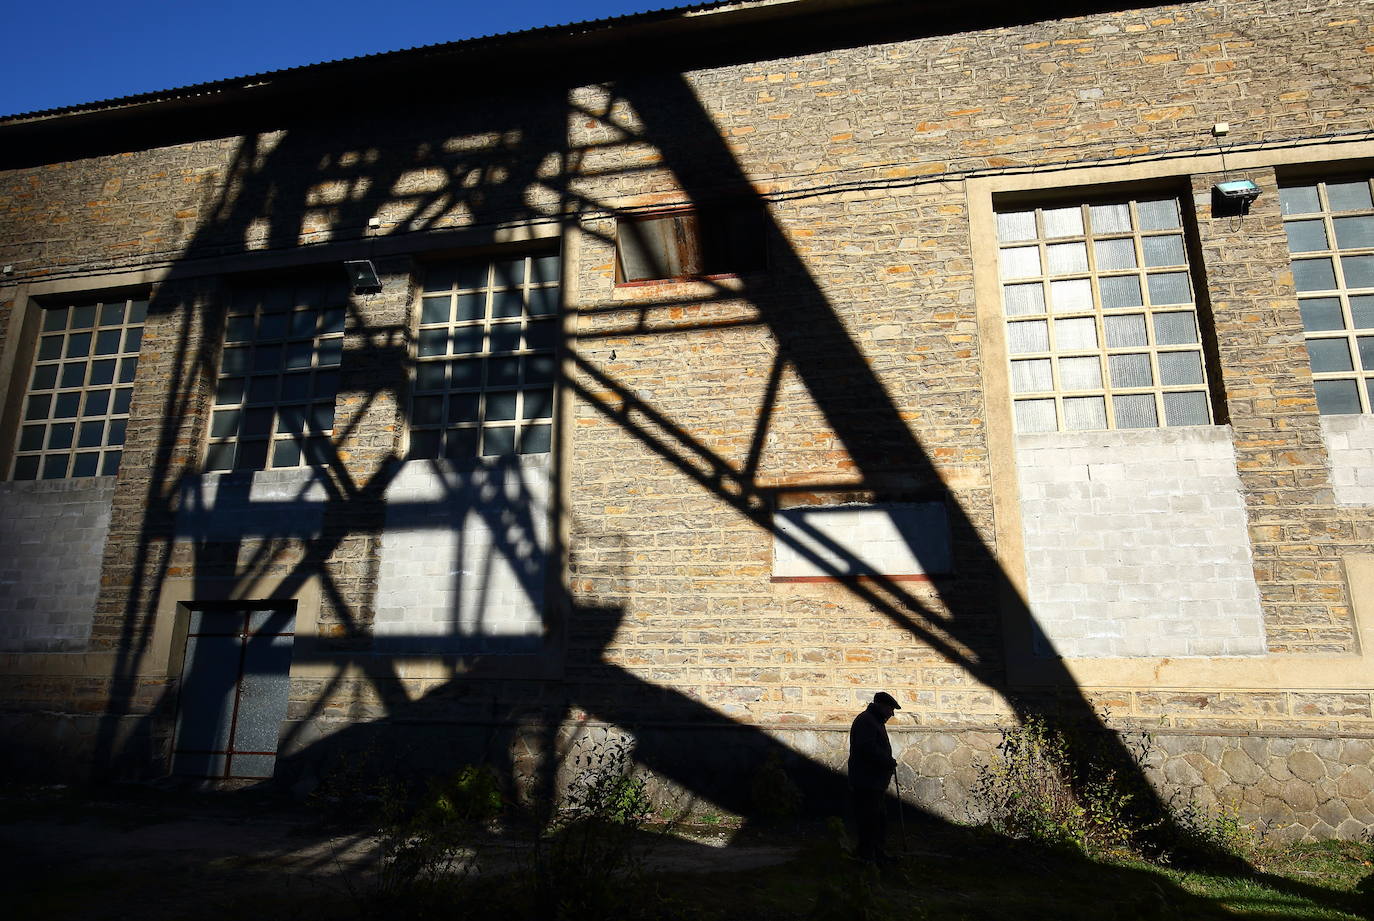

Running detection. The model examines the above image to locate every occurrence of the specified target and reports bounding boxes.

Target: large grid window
[996,196,1213,432]
[11,296,146,480]
[1280,176,1374,414]
[409,253,559,461]
[206,279,345,471]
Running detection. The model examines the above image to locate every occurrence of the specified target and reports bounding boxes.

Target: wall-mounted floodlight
[1212,179,1261,217]
[344,259,381,294]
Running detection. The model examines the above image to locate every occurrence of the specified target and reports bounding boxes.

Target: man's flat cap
[873,691,901,709]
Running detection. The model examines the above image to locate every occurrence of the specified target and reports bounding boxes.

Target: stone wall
[0,0,1372,834]
[1016,427,1265,658]
[0,477,115,651]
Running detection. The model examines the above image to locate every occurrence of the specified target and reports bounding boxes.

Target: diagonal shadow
[64,22,1368,917]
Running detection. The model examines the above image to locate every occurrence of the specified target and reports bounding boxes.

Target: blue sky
[1,1,677,116]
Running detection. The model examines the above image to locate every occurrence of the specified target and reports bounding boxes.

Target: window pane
[531,255,561,284]
[415,362,446,390]
[1105,313,1148,348]
[525,320,557,351]
[999,246,1040,279]
[1314,379,1361,414]
[106,419,126,446]
[1162,391,1210,426]
[1327,180,1373,212]
[20,425,45,451]
[1284,220,1329,253]
[1007,320,1049,354]
[528,287,559,317]
[1014,399,1057,433]
[70,304,97,329]
[83,390,110,416]
[489,324,521,353]
[492,289,524,318]
[1113,393,1158,428]
[39,336,63,361]
[456,293,484,321]
[412,395,444,425]
[520,424,552,455]
[42,307,68,332]
[95,329,122,355]
[1058,356,1102,390]
[53,392,80,418]
[1306,338,1353,372]
[486,391,519,421]
[1300,298,1345,331]
[421,295,450,324]
[1293,258,1337,291]
[1158,351,1204,385]
[1352,295,1374,329]
[1142,235,1187,267]
[1153,311,1199,345]
[1332,216,1374,250]
[1054,317,1097,350]
[1136,199,1180,231]
[78,420,104,448]
[66,332,92,359]
[32,364,59,390]
[1098,275,1143,310]
[448,394,480,423]
[1011,359,1052,393]
[1089,203,1132,234]
[1046,242,1088,275]
[1357,336,1374,371]
[43,455,69,479]
[522,389,554,420]
[1280,185,1320,215]
[272,440,302,468]
[48,422,74,449]
[211,410,240,438]
[61,362,86,388]
[997,211,1037,242]
[205,442,235,471]
[1063,396,1107,430]
[1109,353,1153,388]
[408,429,441,459]
[101,451,122,475]
[72,453,100,478]
[482,426,516,456]
[1042,206,1083,238]
[1003,283,1045,316]
[417,329,448,357]
[1094,238,1136,271]
[445,429,480,462]
[1147,272,1191,305]
[1050,278,1093,313]
[1342,255,1374,289]
[451,327,483,354]
[14,456,40,479]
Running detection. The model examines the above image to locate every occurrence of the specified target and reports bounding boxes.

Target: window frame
[995,194,1217,433]
[7,293,147,481]
[1279,174,1374,415]
[407,251,561,463]
[204,276,348,473]
[614,203,767,285]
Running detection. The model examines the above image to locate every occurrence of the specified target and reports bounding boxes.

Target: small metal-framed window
[1279,175,1374,414]
[615,204,766,283]
[206,278,346,471]
[996,196,1214,433]
[11,295,147,480]
[409,253,560,462]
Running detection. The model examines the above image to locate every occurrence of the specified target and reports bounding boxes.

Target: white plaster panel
[1320,415,1374,507]
[1016,427,1265,658]
[0,478,115,651]
[772,502,952,578]
[374,457,551,654]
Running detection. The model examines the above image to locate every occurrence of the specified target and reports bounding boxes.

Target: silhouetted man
[848,691,900,863]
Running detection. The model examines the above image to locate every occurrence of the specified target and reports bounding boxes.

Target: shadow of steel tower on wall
[48,0,1214,856]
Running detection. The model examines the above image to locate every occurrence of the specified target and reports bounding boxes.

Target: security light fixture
[344,259,381,293]
[1211,178,1261,217]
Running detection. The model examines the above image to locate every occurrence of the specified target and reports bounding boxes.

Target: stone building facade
[1,0,1372,839]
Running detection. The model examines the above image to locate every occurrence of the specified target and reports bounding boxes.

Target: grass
[4,786,1371,921]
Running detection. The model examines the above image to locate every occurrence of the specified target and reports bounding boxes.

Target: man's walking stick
[892,769,909,852]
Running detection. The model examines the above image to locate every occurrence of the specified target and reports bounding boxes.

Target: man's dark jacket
[847,703,896,791]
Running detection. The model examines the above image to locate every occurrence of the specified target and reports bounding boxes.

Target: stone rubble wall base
[277,718,1374,842]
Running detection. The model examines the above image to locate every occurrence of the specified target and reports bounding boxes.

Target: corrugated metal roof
[0,1,762,123]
